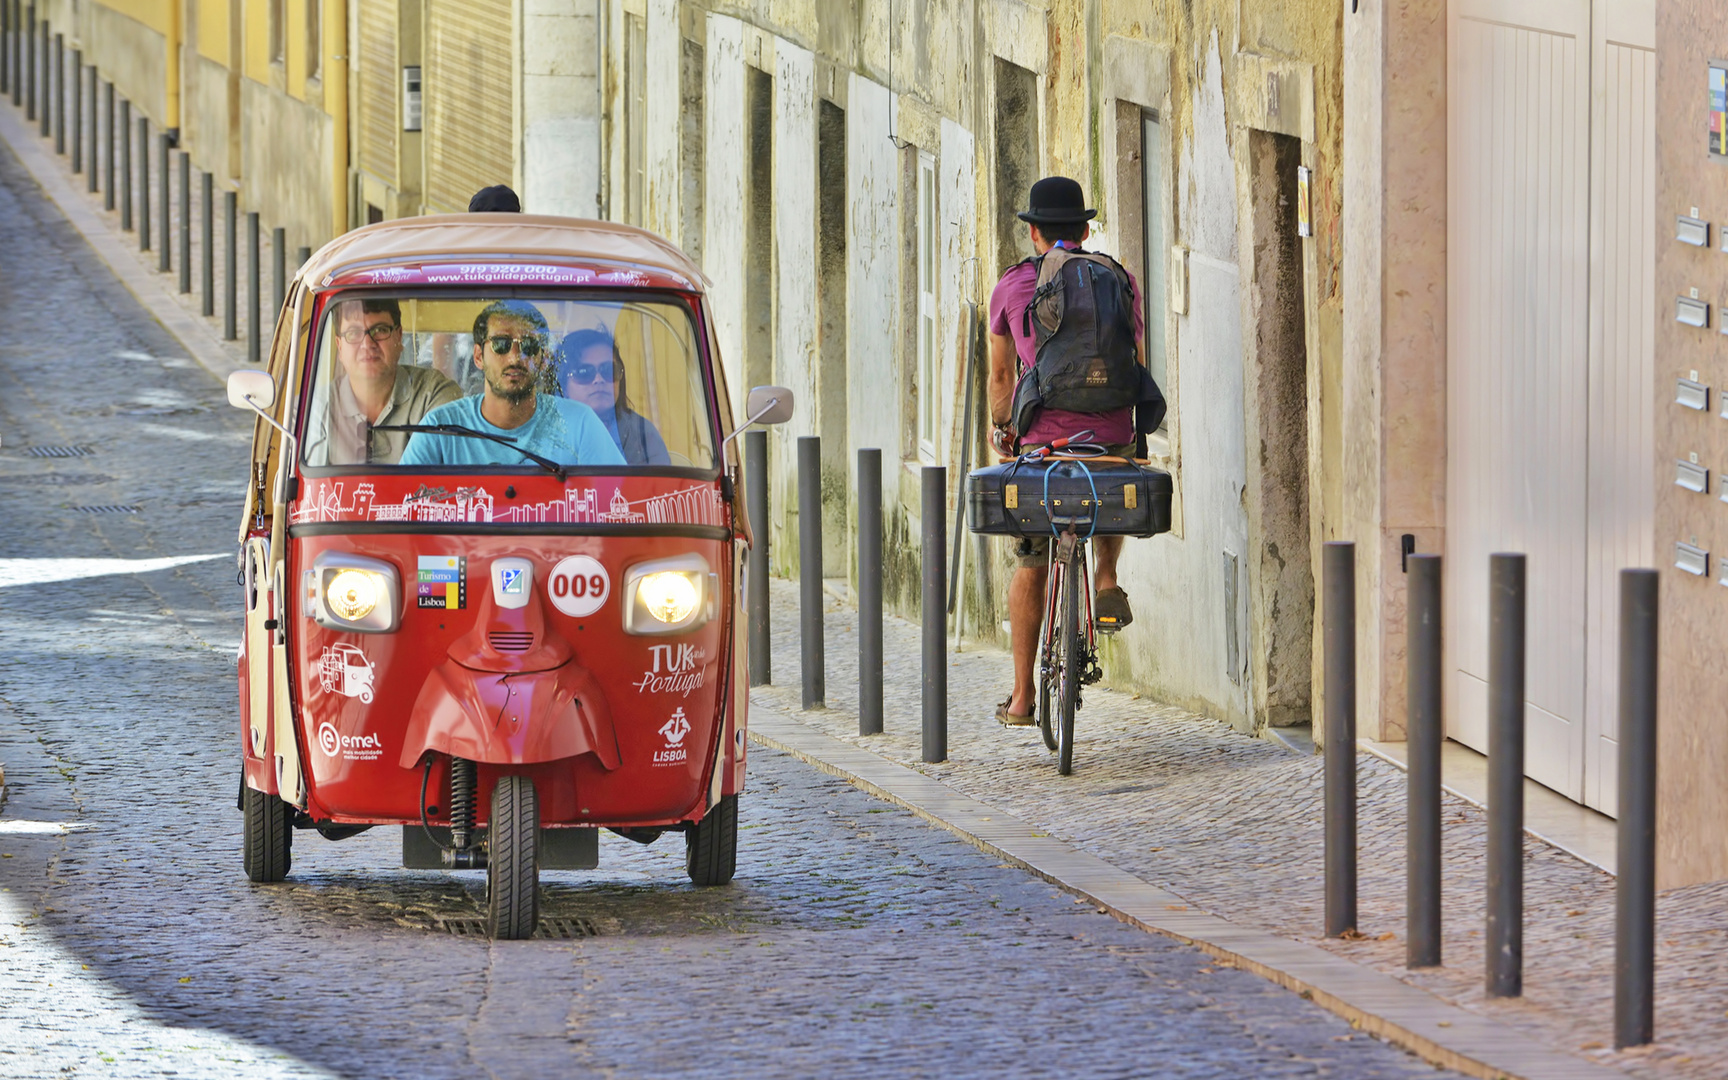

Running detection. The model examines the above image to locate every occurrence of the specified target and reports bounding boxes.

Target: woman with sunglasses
[551,329,672,466]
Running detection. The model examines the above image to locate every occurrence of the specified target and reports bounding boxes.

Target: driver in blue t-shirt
[400,300,625,469]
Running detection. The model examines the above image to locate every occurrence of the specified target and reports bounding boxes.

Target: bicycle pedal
[1095,618,1124,635]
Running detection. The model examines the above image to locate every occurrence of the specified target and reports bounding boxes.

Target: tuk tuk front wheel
[242,786,292,883]
[485,775,540,939]
[685,793,737,886]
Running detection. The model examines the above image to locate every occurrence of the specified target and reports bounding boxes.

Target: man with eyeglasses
[305,298,462,465]
[400,300,624,468]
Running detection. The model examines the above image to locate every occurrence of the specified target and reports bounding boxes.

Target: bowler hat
[1017,176,1096,225]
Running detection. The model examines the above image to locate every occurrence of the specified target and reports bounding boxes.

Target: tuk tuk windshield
[301,293,716,471]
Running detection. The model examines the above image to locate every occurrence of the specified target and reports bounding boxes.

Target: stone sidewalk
[753,578,1727,1080]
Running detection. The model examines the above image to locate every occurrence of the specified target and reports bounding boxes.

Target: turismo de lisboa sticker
[417,555,466,609]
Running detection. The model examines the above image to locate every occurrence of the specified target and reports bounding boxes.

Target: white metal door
[1582,0,1655,815]
[1446,0,1654,811]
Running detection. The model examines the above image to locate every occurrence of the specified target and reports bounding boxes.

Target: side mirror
[744,385,794,426]
[227,369,277,412]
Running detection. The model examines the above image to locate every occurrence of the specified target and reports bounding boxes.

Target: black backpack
[1009,247,1144,434]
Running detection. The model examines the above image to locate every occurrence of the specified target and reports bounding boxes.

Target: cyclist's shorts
[1009,442,1135,568]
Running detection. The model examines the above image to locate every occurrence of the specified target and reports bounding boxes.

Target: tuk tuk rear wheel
[485,775,540,939]
[242,786,292,883]
[685,793,737,886]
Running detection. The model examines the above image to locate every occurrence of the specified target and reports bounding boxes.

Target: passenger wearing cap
[400,300,624,468]
[987,176,1147,728]
[468,185,522,213]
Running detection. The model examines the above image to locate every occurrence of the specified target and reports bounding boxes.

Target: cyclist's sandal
[1094,586,1134,634]
[995,699,1036,727]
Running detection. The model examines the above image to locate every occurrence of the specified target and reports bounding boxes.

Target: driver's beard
[487,371,536,406]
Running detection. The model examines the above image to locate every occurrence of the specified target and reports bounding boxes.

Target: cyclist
[986,176,1151,727]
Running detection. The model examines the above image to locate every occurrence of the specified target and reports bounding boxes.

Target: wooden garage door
[425,0,513,212]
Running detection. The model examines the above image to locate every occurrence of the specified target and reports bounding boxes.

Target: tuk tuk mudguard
[400,658,622,769]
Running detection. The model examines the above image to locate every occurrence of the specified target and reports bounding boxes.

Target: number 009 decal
[546,555,610,617]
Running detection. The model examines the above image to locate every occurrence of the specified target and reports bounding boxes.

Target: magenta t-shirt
[989,254,1142,447]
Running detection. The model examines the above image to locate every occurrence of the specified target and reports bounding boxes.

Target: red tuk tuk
[227,215,791,937]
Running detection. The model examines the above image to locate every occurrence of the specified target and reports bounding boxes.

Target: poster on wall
[1711,62,1728,160]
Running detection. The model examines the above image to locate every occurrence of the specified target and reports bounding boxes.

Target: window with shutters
[424,0,514,213]
[307,0,321,79]
[356,0,398,190]
[917,152,938,461]
[269,0,285,64]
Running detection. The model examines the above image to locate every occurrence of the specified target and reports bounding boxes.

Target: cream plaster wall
[521,0,601,218]
[239,79,335,248]
[703,12,747,416]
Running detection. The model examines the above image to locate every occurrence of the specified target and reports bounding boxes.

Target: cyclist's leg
[1006,560,1048,717]
[1093,535,1123,592]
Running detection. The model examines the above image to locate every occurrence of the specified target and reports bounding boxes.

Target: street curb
[748,703,1631,1080]
[0,104,242,388]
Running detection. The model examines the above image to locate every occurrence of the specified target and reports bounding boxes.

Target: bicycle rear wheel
[1054,545,1083,775]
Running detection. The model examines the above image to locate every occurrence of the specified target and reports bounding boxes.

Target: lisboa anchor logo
[653,709,692,766]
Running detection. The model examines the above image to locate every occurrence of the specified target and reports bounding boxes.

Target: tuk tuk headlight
[622,555,715,635]
[326,570,380,621]
[305,553,401,633]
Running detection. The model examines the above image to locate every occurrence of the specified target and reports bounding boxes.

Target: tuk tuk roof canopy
[299,214,708,295]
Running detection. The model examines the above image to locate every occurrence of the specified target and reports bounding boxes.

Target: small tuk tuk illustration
[227,215,792,937]
[316,643,376,703]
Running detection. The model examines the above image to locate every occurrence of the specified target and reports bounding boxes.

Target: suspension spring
[448,757,477,850]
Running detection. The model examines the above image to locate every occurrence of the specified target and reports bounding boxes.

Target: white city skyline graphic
[290,481,724,527]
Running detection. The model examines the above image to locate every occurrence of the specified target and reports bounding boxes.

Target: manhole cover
[435,916,599,939]
[25,446,95,458]
[68,505,141,514]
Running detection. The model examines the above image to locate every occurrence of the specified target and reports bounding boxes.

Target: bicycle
[1019,434,1108,775]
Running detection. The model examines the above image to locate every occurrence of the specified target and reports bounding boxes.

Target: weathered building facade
[601,0,1347,738]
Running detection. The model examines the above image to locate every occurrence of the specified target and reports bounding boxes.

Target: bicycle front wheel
[1054,546,1083,775]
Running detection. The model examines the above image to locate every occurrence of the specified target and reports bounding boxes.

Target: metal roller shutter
[356,0,399,189]
[425,0,513,212]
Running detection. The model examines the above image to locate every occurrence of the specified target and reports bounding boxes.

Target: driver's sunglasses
[566,360,616,385]
[487,334,546,358]
[337,322,398,344]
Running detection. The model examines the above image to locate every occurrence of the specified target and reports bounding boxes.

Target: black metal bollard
[247,211,261,365]
[69,49,79,172]
[797,436,825,709]
[52,32,62,153]
[1485,552,1526,998]
[201,172,214,315]
[857,448,883,735]
[35,19,45,135]
[921,466,947,763]
[272,226,286,315]
[118,99,131,229]
[744,429,770,686]
[223,189,237,340]
[103,82,114,208]
[1323,541,1357,938]
[85,63,97,192]
[138,117,150,251]
[296,244,310,269]
[1407,554,1443,967]
[1615,568,1659,1048]
[177,153,191,293]
[1,0,9,97]
[23,4,32,119]
[157,133,170,272]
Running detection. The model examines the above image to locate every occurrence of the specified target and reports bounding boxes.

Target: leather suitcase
[967,457,1173,538]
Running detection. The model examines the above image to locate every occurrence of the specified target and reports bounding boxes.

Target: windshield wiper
[371,424,568,481]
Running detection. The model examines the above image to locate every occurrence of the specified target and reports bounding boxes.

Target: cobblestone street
[0,120,1467,1078]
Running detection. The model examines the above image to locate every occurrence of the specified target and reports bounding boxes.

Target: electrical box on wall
[403,67,423,133]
